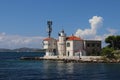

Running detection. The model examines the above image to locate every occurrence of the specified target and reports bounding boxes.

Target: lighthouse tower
[57,30,66,57]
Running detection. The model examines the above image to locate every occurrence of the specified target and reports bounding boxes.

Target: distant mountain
[0,48,12,52]
[0,47,45,52]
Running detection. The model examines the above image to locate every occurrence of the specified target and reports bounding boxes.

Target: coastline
[20,56,120,63]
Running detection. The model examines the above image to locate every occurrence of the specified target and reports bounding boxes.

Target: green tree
[105,35,120,50]
[116,36,120,49]
[105,35,115,48]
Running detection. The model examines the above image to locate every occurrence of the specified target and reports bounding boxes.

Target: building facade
[43,37,57,56]
[43,30,101,57]
[84,40,101,56]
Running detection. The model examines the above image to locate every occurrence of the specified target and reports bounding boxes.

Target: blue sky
[0,0,120,49]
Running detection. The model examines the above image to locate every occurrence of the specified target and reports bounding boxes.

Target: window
[87,44,90,47]
[44,43,48,45]
[92,43,95,47]
[48,43,50,46]
[97,44,100,47]
[67,42,70,47]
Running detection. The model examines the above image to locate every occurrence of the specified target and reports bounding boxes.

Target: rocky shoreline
[20,56,120,63]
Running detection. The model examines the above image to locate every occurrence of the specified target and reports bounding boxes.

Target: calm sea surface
[0,52,120,80]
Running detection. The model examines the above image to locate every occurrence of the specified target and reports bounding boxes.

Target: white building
[66,35,85,57]
[43,30,86,58]
[43,37,57,56]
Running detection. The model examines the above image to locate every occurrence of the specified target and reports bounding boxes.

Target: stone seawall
[20,56,120,63]
[43,56,102,61]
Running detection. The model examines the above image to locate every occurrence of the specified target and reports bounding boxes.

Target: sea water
[0,52,120,80]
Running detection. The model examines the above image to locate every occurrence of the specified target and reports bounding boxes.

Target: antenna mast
[47,21,52,38]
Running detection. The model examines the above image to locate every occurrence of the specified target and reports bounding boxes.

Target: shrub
[101,47,114,59]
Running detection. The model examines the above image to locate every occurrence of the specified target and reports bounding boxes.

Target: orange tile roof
[67,36,82,41]
[43,38,52,41]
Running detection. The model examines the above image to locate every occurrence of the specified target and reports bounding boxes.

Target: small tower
[57,29,66,56]
[47,21,52,38]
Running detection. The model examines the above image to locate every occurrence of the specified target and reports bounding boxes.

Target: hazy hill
[0,47,45,52]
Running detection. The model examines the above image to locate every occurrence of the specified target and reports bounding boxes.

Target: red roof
[66,36,82,41]
[43,38,52,41]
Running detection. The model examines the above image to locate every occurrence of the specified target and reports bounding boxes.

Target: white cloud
[75,16,103,39]
[89,16,103,30]
[75,16,117,47]
[0,33,44,49]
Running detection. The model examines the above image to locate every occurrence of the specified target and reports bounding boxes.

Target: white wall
[66,40,84,57]
[57,36,66,56]
[66,41,73,56]
[43,38,57,49]
[43,41,49,49]
[43,38,57,56]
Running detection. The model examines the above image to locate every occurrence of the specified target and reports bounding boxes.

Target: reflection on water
[66,63,74,73]
[42,62,120,80]
[42,61,75,79]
